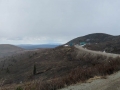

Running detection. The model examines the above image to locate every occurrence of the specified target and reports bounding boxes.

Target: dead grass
[4,57,119,90]
[31,57,120,90]
[1,46,120,90]
[86,76,102,83]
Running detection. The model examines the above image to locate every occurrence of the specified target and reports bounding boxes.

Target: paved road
[59,45,120,90]
[75,45,120,58]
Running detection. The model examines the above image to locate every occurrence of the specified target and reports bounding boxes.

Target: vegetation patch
[1,46,120,90]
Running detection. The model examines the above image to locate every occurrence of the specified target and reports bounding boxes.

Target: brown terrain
[67,33,120,54]
[0,45,120,90]
[60,71,120,90]
[0,33,120,90]
[60,45,120,90]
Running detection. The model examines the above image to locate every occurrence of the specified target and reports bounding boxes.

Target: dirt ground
[59,71,120,90]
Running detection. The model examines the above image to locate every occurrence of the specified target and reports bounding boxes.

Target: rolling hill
[67,33,113,44]
[1,45,120,90]
[0,46,78,84]
[0,44,24,58]
[67,33,120,54]
[1,33,120,90]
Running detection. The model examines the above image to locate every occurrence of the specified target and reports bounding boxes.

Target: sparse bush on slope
[30,57,120,90]
[1,46,120,90]
[33,64,36,75]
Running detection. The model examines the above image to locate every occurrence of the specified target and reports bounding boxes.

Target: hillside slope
[0,44,120,90]
[59,45,120,90]
[0,45,112,85]
[67,33,120,54]
[0,44,24,57]
[1,45,120,90]
[60,71,120,90]
[0,46,80,84]
[67,33,113,44]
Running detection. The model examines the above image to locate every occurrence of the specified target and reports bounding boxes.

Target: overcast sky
[0,0,120,44]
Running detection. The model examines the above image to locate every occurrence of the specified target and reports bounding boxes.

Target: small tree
[16,86,23,90]
[33,64,36,75]
[6,67,10,73]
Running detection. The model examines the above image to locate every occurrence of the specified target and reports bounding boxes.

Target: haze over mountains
[0,44,60,58]
[0,33,120,90]
[17,44,61,50]
[0,33,120,58]
[1,0,120,89]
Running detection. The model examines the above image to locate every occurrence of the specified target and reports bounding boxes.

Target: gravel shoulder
[59,71,120,90]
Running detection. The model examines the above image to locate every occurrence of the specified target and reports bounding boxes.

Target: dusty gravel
[59,71,120,90]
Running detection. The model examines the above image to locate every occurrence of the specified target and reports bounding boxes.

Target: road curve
[75,45,120,58]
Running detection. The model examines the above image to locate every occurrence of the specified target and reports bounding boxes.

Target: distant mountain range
[1,33,120,89]
[16,44,61,50]
[0,44,61,58]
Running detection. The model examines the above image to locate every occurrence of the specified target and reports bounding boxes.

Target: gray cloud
[0,0,120,44]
